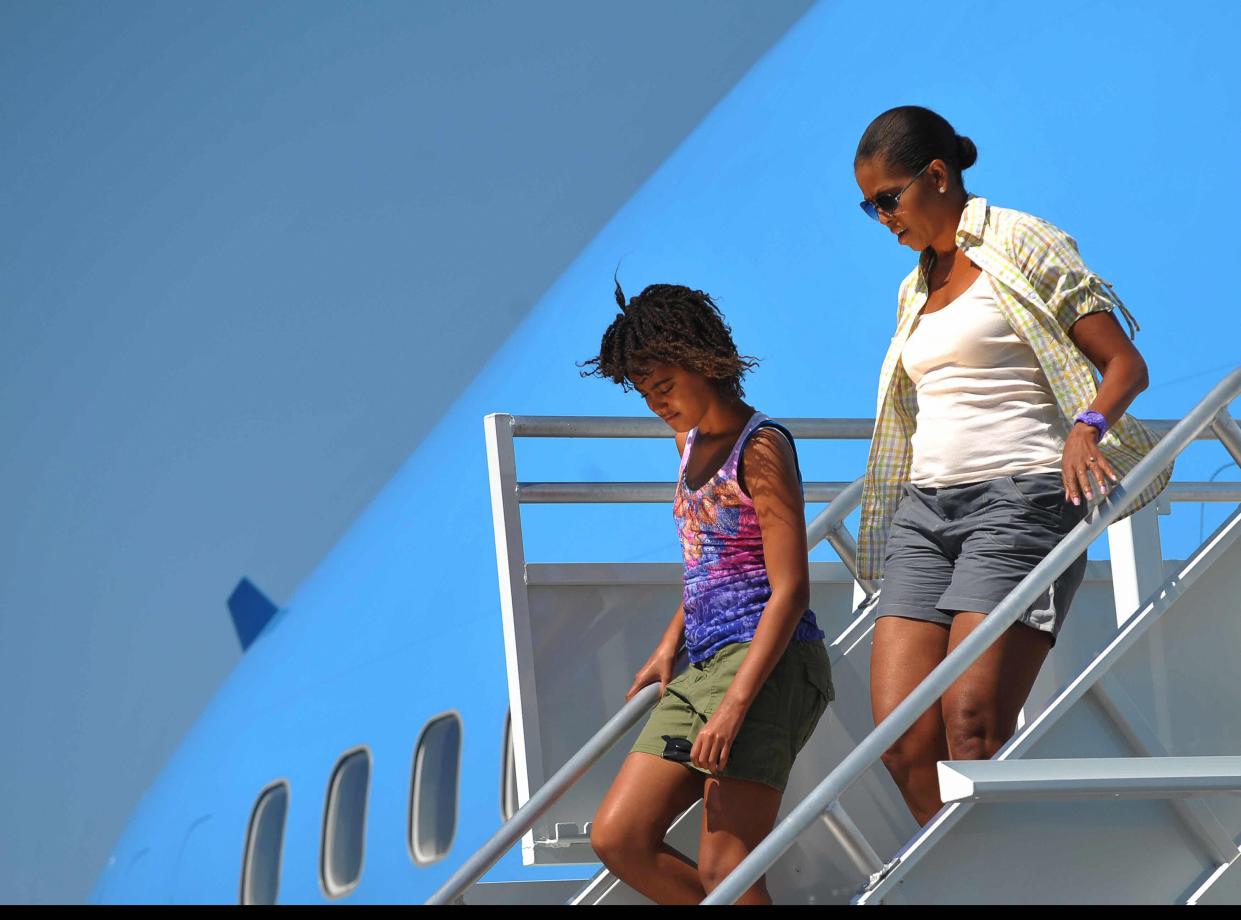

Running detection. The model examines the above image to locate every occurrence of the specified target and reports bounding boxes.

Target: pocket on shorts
[978,483,1063,553]
[889,488,916,526]
[701,641,758,715]
[1001,474,1068,519]
[802,647,833,704]
[794,646,833,751]
[884,490,929,566]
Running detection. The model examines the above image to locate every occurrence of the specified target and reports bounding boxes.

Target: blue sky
[0,0,812,902]
[503,0,1241,569]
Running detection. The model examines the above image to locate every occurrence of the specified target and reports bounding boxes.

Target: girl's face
[630,361,717,433]
[854,156,955,253]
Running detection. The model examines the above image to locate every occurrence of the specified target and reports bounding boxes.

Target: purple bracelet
[1074,410,1108,439]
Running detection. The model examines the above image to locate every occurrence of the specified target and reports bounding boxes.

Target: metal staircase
[854,504,1241,904]
[430,367,1241,906]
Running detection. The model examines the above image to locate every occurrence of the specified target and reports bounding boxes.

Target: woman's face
[854,157,954,253]
[630,360,715,433]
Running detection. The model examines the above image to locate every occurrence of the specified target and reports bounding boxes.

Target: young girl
[579,282,833,905]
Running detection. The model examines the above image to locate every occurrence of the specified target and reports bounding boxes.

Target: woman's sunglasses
[859,161,931,221]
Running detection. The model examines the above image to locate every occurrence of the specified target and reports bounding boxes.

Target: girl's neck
[694,397,755,438]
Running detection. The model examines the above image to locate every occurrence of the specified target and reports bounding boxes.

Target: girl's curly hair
[579,280,758,398]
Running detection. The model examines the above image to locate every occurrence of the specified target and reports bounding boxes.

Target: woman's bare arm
[1063,311,1149,503]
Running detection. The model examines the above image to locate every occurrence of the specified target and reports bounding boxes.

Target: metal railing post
[1211,410,1241,466]
[448,377,1240,906]
[702,368,1241,905]
[805,477,878,598]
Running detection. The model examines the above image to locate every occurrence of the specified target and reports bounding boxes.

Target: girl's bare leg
[591,752,706,904]
[696,775,783,904]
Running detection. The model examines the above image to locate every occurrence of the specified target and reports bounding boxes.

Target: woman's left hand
[691,697,747,773]
[1062,422,1119,505]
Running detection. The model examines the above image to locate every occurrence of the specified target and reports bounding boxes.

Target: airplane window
[321,749,370,897]
[409,712,462,865]
[501,710,518,821]
[241,782,288,905]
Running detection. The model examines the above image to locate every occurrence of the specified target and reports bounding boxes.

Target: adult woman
[852,106,1171,827]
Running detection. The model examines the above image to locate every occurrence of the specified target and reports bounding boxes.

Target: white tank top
[900,272,1068,488]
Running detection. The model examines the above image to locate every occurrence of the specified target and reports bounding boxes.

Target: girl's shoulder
[739,421,799,484]
[744,423,795,456]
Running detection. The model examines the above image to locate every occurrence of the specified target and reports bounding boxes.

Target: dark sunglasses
[859,161,931,221]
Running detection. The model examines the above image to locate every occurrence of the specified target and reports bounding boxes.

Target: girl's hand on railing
[625,645,678,702]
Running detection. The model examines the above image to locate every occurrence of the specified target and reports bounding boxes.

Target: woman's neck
[925,217,968,284]
[929,194,969,259]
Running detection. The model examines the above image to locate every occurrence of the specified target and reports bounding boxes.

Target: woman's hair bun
[855,107,976,180]
[955,134,978,170]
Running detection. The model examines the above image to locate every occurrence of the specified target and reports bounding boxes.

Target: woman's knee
[879,734,937,781]
[942,706,1001,760]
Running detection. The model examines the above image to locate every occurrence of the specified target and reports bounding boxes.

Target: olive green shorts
[630,639,834,792]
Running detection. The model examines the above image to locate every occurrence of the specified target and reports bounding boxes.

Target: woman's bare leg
[940,612,1052,760]
[870,615,952,826]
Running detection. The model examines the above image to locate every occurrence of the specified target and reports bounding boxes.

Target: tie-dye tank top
[675,411,825,663]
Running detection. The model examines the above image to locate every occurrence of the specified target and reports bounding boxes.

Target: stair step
[939,756,1241,803]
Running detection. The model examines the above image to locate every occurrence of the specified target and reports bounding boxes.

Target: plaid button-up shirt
[856,196,1172,582]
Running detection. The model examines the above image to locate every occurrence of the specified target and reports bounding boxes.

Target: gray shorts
[874,472,1088,645]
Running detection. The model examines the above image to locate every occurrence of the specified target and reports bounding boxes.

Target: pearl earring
[939,187,945,193]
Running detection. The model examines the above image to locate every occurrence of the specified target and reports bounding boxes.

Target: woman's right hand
[625,644,678,702]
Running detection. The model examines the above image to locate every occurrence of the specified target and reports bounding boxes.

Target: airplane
[90,2,1241,904]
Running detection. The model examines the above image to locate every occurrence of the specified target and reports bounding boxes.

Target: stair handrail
[435,381,1241,905]
[426,680,664,904]
[702,366,1241,904]
[427,454,874,904]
